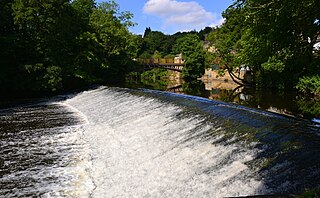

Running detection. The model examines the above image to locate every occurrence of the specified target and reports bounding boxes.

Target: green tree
[173,34,206,79]
[198,26,213,40]
[143,27,151,38]
[0,0,19,92]
[74,1,136,82]
[11,0,83,92]
[239,0,320,89]
[207,0,320,90]
[141,31,168,54]
[71,0,95,31]
[206,5,249,85]
[0,0,138,96]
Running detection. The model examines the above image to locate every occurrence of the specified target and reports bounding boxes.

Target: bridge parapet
[138,58,184,72]
[138,58,183,64]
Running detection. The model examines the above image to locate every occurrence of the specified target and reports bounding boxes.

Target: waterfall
[1,86,319,197]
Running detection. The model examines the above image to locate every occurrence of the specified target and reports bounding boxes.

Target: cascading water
[0,102,93,197]
[1,86,319,197]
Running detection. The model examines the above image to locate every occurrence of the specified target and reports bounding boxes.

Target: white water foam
[65,87,265,197]
[55,102,90,125]
[0,126,94,198]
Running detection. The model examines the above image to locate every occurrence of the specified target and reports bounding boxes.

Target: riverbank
[124,68,320,119]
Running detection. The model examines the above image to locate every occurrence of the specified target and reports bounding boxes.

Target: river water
[1,86,320,197]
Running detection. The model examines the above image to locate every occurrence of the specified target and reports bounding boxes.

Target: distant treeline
[137,27,212,59]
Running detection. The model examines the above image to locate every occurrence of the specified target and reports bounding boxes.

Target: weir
[0,86,319,197]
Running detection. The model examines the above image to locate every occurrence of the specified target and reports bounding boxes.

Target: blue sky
[97,0,234,35]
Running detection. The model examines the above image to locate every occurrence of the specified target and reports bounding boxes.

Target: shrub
[296,75,320,96]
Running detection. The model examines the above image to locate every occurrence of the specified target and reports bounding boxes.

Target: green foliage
[141,31,169,54]
[217,69,225,77]
[152,50,163,59]
[74,1,136,82]
[207,0,320,90]
[44,66,62,92]
[139,52,152,59]
[10,0,83,91]
[141,68,168,80]
[206,5,246,68]
[126,34,143,59]
[173,34,206,79]
[143,27,151,38]
[198,27,213,40]
[138,27,212,58]
[0,0,15,35]
[297,98,320,119]
[88,2,134,57]
[296,75,320,95]
[299,188,320,198]
[164,54,175,59]
[182,80,209,98]
[72,0,95,21]
[0,0,138,95]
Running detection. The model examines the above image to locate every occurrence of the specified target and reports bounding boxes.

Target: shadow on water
[134,88,320,195]
[120,75,320,194]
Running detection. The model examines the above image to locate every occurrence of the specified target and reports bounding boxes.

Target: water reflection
[182,81,210,98]
[123,76,319,119]
[198,80,319,119]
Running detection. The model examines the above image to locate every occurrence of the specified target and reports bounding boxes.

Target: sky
[97,0,234,35]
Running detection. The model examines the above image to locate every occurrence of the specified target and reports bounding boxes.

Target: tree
[0,0,18,92]
[11,0,80,92]
[71,0,95,31]
[141,31,167,54]
[74,1,137,82]
[173,34,206,79]
[198,26,213,40]
[143,27,151,38]
[0,0,137,95]
[207,0,320,90]
[206,4,250,86]
[239,0,320,89]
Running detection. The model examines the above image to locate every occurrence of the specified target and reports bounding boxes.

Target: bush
[299,188,320,198]
[141,68,168,80]
[296,75,320,96]
[139,52,152,59]
[164,54,175,59]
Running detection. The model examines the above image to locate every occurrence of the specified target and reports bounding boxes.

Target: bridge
[138,58,184,72]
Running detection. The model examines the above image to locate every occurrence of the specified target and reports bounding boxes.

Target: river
[123,73,320,120]
[1,86,320,197]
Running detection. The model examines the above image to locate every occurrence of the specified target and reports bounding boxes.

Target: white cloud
[143,0,222,32]
[209,17,225,27]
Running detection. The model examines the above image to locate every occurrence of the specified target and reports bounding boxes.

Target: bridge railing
[138,58,184,64]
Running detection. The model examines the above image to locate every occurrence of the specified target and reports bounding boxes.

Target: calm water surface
[122,77,320,120]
